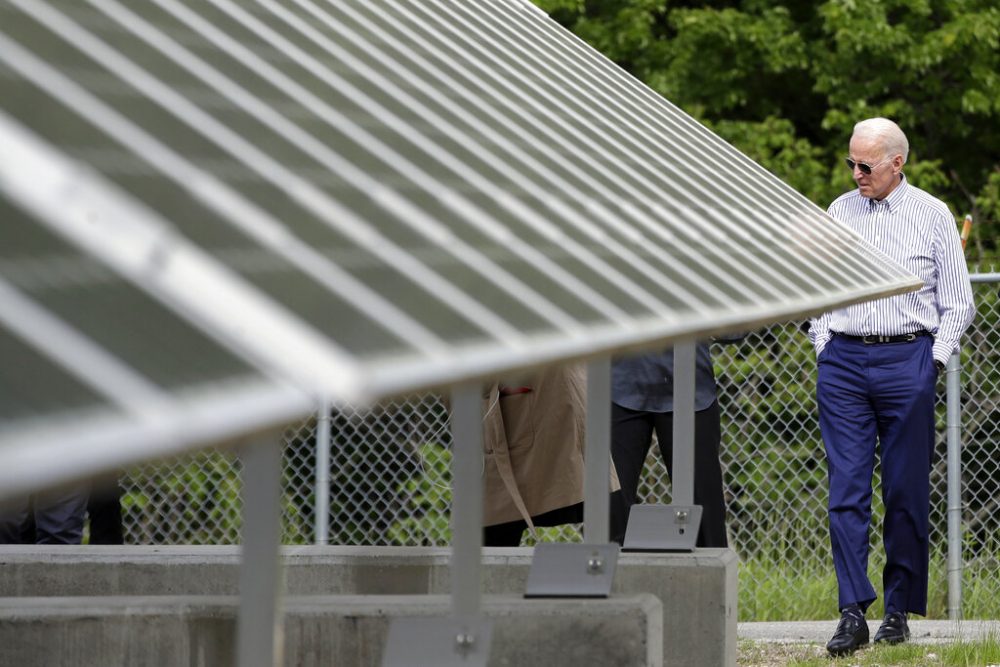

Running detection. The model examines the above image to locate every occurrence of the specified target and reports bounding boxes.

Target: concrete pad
[0,545,736,666]
[0,594,662,667]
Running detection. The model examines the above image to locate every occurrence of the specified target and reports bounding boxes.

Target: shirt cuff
[932,340,955,367]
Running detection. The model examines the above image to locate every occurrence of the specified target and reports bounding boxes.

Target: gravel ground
[739,620,1000,645]
[738,641,830,667]
[737,620,1000,666]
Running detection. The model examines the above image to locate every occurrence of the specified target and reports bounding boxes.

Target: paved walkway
[739,620,1000,645]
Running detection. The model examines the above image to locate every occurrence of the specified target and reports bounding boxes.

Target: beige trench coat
[481,364,619,529]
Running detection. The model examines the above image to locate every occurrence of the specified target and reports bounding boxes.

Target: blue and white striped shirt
[809,174,975,364]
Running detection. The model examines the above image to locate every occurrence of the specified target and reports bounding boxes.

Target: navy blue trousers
[817,334,936,615]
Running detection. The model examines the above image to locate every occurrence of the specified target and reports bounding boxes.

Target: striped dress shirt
[809,174,975,364]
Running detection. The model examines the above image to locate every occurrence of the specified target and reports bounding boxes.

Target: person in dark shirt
[609,338,738,548]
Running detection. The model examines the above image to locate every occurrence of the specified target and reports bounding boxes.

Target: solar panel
[0,192,310,497]
[0,0,919,494]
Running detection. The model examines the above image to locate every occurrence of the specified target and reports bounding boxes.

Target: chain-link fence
[118,278,1000,621]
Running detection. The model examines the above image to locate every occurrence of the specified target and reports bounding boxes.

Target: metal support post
[449,382,484,621]
[383,382,492,665]
[946,351,963,620]
[672,341,696,507]
[584,357,611,542]
[314,400,331,545]
[237,437,285,667]
[525,358,618,597]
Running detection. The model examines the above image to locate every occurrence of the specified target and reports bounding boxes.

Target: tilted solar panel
[0,194,309,496]
[0,0,919,492]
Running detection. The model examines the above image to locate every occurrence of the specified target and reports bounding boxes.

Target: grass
[960,562,1000,621]
[739,560,839,621]
[737,554,1000,622]
[739,634,1000,667]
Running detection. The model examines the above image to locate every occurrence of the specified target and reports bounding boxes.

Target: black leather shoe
[826,609,869,656]
[873,611,910,644]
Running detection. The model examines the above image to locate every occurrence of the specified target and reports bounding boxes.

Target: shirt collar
[868,173,908,213]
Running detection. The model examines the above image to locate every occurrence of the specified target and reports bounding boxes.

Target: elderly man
[809,118,974,656]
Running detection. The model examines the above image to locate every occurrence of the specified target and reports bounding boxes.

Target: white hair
[852,117,909,164]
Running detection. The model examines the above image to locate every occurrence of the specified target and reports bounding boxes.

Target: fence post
[315,401,331,545]
[946,351,963,620]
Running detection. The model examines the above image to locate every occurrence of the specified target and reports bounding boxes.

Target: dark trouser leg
[653,402,729,548]
[483,519,527,547]
[0,496,31,544]
[874,338,937,616]
[818,337,879,611]
[484,502,591,547]
[609,405,655,544]
[33,484,88,545]
[87,476,124,545]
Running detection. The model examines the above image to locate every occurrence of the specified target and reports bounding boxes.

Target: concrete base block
[0,545,736,666]
[0,594,662,667]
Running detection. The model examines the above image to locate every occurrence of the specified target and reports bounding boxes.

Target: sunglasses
[844,156,893,175]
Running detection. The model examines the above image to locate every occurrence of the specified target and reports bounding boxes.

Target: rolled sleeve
[931,215,975,364]
[809,312,832,357]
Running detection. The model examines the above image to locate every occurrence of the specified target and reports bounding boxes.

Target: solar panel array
[0,186,309,496]
[0,0,919,495]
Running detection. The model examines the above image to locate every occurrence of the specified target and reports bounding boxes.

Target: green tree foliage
[533,0,1000,267]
